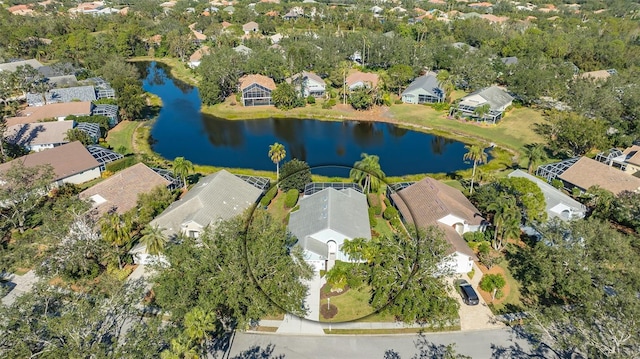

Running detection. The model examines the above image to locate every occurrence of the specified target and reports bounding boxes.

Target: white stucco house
[389,177,487,274]
[286,71,326,98]
[454,86,514,123]
[288,187,371,272]
[5,120,74,152]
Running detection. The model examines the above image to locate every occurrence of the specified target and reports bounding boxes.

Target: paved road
[220,327,538,359]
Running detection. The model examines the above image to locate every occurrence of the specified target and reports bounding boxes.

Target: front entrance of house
[326,240,337,271]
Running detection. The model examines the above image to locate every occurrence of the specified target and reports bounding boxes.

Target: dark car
[458,279,479,305]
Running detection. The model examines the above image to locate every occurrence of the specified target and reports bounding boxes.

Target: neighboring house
[286,71,326,98]
[288,187,371,272]
[537,157,640,195]
[508,170,586,221]
[401,72,444,104]
[86,145,123,171]
[242,21,260,34]
[0,141,101,186]
[596,146,640,175]
[233,45,253,56]
[188,46,210,68]
[79,163,171,216]
[149,169,264,239]
[346,71,380,91]
[0,59,43,72]
[5,121,74,152]
[452,42,479,52]
[92,104,119,127]
[75,122,101,143]
[239,74,276,107]
[577,68,617,81]
[388,178,486,274]
[455,86,514,123]
[26,86,97,107]
[500,56,519,66]
[6,101,93,126]
[270,33,283,44]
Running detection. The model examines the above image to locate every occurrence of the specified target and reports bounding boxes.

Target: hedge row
[284,189,299,208]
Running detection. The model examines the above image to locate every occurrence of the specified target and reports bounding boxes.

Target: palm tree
[436,70,454,103]
[140,224,167,256]
[349,153,386,193]
[172,157,194,191]
[463,145,488,194]
[473,104,491,122]
[184,307,217,355]
[100,212,133,269]
[268,142,286,184]
[523,143,547,174]
[487,196,519,251]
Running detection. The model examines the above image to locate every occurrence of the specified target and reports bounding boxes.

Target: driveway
[2,270,39,306]
[449,264,505,331]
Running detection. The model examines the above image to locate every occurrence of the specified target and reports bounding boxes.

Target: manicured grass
[202,97,358,121]
[373,216,394,237]
[388,105,545,152]
[129,56,199,86]
[106,120,139,155]
[488,260,524,314]
[266,191,291,224]
[320,286,395,323]
[323,325,461,335]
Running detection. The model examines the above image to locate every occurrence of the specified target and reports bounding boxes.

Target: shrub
[479,273,506,294]
[306,96,316,104]
[372,205,382,216]
[551,179,563,189]
[430,102,451,111]
[284,189,299,208]
[260,187,278,207]
[394,99,404,105]
[383,198,391,207]
[383,206,398,220]
[280,159,312,192]
[367,193,380,207]
[368,207,378,227]
[235,92,241,103]
[389,216,403,232]
[105,156,138,172]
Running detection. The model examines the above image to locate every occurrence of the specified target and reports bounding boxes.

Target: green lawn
[106,121,139,155]
[129,56,199,86]
[488,260,524,314]
[320,286,395,323]
[266,190,291,224]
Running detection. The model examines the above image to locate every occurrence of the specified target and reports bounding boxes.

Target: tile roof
[0,141,99,182]
[27,85,97,106]
[402,73,444,99]
[622,145,640,167]
[559,157,640,195]
[288,188,371,258]
[578,69,615,80]
[239,74,276,91]
[242,21,259,31]
[6,102,93,126]
[346,71,379,89]
[189,46,210,63]
[151,169,262,237]
[80,163,170,216]
[390,178,483,257]
[5,121,74,148]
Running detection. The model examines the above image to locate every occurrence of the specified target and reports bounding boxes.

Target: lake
[140,61,476,177]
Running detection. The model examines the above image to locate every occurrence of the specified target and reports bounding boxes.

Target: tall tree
[523,143,547,174]
[279,159,312,193]
[140,224,168,256]
[172,156,194,191]
[268,142,286,184]
[463,145,487,194]
[350,153,386,193]
[100,212,133,270]
[487,195,520,251]
[436,70,454,103]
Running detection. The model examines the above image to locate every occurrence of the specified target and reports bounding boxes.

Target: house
[451,42,479,53]
[6,101,93,126]
[288,187,371,272]
[500,56,519,66]
[481,14,509,24]
[75,122,101,143]
[401,72,444,104]
[242,21,260,34]
[26,86,97,107]
[188,46,210,68]
[455,86,514,123]
[597,146,640,175]
[239,74,276,107]
[286,71,326,98]
[8,4,35,15]
[233,45,253,56]
[389,178,486,274]
[0,59,43,73]
[79,163,171,216]
[149,169,264,239]
[86,145,123,171]
[0,141,101,186]
[92,104,119,127]
[577,69,617,81]
[270,33,283,44]
[346,71,379,91]
[508,170,586,221]
[5,121,75,152]
[537,157,640,195]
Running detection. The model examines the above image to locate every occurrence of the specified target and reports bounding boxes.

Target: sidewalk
[275,272,325,335]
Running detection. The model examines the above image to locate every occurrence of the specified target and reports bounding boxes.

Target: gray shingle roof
[288,188,371,258]
[460,86,514,111]
[0,59,43,72]
[151,169,262,237]
[500,56,518,66]
[75,122,101,142]
[401,73,444,99]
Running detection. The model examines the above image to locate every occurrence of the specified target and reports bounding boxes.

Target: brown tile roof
[0,141,99,182]
[79,163,170,215]
[5,121,74,148]
[578,69,612,80]
[239,74,276,91]
[559,157,640,195]
[221,21,232,28]
[242,21,259,32]
[469,2,493,7]
[481,14,509,23]
[189,46,210,63]
[7,102,93,126]
[390,178,483,257]
[346,71,379,88]
[192,30,207,41]
[622,146,640,167]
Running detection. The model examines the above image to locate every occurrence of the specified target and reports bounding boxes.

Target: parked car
[458,279,479,305]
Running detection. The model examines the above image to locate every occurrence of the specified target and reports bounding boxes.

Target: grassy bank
[129,56,199,87]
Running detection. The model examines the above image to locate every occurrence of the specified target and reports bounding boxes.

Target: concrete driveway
[449,264,505,331]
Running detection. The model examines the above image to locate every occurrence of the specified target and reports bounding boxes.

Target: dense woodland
[0,0,639,358]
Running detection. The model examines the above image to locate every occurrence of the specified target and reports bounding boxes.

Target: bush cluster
[260,188,278,207]
[105,156,138,172]
[368,207,378,227]
[383,206,398,220]
[284,189,299,208]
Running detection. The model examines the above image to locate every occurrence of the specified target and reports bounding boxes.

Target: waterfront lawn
[388,105,545,151]
[106,120,139,155]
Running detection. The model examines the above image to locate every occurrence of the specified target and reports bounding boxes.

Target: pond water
[140,61,476,177]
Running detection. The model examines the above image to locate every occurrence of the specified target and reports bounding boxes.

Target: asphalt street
[219,327,539,359]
